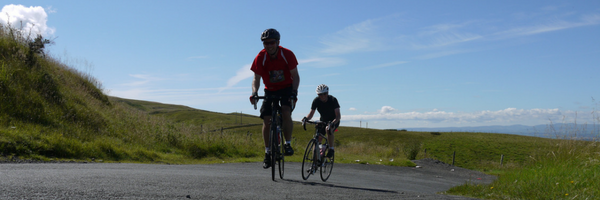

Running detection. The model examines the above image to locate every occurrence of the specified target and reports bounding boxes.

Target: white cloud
[379,106,397,114]
[342,108,578,125]
[349,107,357,111]
[0,4,55,37]
[221,64,253,92]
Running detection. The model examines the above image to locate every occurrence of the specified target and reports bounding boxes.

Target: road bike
[301,120,334,182]
[253,95,294,181]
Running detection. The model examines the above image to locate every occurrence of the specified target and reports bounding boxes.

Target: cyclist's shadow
[283,179,398,194]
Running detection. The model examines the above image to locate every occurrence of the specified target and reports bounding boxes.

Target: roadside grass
[445,116,600,199]
[446,137,600,199]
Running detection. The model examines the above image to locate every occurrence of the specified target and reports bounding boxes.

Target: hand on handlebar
[250,92,259,109]
[302,117,308,130]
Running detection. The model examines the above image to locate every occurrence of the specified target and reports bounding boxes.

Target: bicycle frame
[253,95,295,181]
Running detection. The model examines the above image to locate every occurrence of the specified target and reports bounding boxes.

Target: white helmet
[316,84,329,94]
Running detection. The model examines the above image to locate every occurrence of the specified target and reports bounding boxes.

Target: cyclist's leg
[260,97,273,169]
[281,105,292,142]
[328,122,338,148]
[278,87,294,143]
[262,116,271,150]
[260,98,273,151]
[326,122,339,158]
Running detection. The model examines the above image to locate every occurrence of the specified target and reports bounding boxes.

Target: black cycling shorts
[318,121,340,135]
[260,87,294,119]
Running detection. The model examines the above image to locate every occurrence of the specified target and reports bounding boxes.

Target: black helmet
[261,28,280,41]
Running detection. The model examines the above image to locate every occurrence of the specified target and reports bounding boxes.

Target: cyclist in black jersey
[302,84,340,158]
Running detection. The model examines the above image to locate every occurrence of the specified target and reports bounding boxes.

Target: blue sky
[3,1,600,129]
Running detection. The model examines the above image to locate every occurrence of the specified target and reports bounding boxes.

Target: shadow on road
[283,179,398,194]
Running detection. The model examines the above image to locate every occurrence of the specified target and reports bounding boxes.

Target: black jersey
[311,95,340,122]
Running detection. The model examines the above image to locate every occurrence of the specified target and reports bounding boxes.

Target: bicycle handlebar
[302,120,328,131]
[251,95,296,110]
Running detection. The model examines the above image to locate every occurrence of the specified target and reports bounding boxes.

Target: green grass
[2,22,600,199]
[446,138,600,199]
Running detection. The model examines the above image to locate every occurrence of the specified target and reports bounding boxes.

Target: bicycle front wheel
[301,139,317,180]
[320,148,334,182]
[278,129,285,180]
[269,127,278,181]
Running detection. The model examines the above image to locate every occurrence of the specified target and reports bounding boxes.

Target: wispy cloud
[187,55,209,60]
[415,49,471,60]
[407,20,484,50]
[299,57,346,68]
[220,64,253,92]
[121,74,165,87]
[412,32,483,49]
[45,6,57,14]
[494,14,600,38]
[319,19,381,55]
[342,106,577,125]
[363,61,408,70]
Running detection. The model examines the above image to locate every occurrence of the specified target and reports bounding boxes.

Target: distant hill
[403,123,600,140]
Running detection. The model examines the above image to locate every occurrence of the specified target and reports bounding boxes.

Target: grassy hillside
[1,23,260,163]
[2,23,599,199]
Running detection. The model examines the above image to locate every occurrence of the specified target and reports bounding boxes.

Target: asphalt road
[0,159,495,199]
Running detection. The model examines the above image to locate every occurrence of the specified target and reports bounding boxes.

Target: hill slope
[1,24,261,163]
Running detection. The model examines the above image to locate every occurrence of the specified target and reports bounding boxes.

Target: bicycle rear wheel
[320,148,334,182]
[301,139,317,180]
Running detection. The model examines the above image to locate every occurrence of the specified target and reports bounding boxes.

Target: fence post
[500,154,504,166]
[452,151,456,166]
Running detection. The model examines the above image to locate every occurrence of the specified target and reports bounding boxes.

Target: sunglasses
[263,40,278,45]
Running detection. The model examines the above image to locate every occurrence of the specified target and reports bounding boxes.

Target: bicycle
[252,94,294,181]
[301,119,334,182]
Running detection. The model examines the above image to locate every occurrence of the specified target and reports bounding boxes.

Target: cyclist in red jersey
[302,84,341,158]
[250,28,300,169]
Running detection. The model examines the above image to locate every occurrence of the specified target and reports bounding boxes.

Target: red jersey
[250,46,298,91]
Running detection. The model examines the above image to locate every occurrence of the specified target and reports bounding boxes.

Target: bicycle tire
[278,128,285,180]
[301,139,317,180]
[270,118,278,181]
[320,147,334,182]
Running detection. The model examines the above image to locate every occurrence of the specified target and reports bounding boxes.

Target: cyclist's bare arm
[304,109,316,121]
[251,73,262,106]
[332,108,341,124]
[252,74,261,96]
[290,68,299,92]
